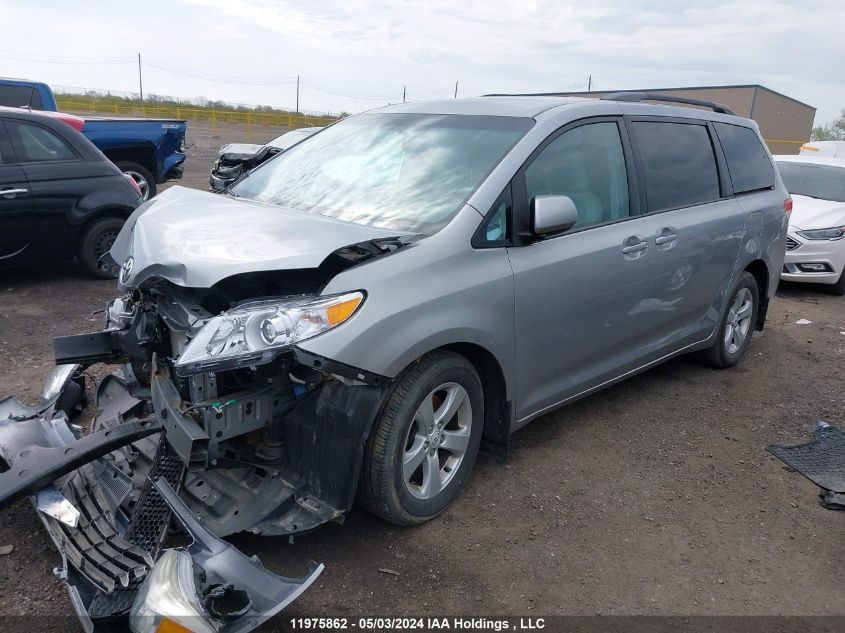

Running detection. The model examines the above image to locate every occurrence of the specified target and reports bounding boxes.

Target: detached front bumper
[781,232,845,285]
[0,358,323,631]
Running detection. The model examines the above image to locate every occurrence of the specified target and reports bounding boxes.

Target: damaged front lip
[0,365,323,631]
[144,479,323,633]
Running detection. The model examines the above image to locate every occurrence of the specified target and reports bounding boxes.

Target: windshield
[777,161,845,203]
[268,128,319,150]
[232,113,533,233]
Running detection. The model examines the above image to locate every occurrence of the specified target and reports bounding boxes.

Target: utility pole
[296,75,300,114]
[454,81,458,98]
[403,85,406,103]
[138,53,144,102]
[587,74,592,92]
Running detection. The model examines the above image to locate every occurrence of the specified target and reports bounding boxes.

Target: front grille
[87,442,184,619]
[786,236,801,251]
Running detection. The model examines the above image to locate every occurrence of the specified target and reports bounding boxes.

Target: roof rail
[600,91,735,115]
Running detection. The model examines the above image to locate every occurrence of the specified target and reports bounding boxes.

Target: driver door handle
[0,188,28,198]
[622,241,648,254]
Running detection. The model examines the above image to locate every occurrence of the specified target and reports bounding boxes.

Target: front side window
[777,162,845,203]
[633,121,720,212]
[525,121,629,229]
[714,122,775,194]
[232,113,533,234]
[7,120,76,162]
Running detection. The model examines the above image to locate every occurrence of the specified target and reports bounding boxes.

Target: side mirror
[530,195,578,235]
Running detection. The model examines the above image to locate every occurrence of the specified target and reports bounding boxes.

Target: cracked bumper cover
[0,350,338,633]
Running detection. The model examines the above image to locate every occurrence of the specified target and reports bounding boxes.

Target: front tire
[699,272,759,368]
[78,217,124,278]
[359,351,484,526]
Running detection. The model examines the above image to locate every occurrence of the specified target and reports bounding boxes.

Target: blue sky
[1,0,842,123]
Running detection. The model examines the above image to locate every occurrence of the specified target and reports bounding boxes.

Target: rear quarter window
[0,85,40,109]
[714,122,775,194]
[6,120,76,162]
[633,121,720,212]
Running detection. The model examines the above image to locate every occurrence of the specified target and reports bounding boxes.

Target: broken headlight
[174,292,364,376]
[129,549,218,633]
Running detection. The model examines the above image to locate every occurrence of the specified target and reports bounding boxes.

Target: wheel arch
[102,146,157,175]
[743,259,769,330]
[439,342,511,460]
[77,206,131,235]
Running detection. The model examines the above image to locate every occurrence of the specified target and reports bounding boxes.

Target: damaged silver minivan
[0,93,789,631]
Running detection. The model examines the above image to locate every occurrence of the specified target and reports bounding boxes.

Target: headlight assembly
[129,549,218,633]
[174,291,364,376]
[797,227,845,240]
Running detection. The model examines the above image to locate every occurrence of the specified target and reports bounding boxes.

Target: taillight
[784,196,793,215]
[125,174,143,197]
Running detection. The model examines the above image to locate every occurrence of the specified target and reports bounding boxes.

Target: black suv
[0,107,142,277]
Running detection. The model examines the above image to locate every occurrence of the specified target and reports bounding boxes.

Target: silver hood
[110,186,405,289]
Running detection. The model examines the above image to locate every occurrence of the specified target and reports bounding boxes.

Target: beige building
[549,85,815,155]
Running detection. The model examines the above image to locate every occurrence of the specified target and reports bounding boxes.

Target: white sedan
[775,155,845,295]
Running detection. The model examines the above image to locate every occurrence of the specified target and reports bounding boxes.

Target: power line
[143,57,299,85]
[0,48,591,106]
[0,50,134,65]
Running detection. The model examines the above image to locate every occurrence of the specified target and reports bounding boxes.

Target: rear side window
[633,121,720,212]
[714,122,775,194]
[6,120,76,162]
[0,85,41,109]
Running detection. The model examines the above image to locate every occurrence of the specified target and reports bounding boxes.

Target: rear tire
[116,161,156,200]
[78,217,125,278]
[699,272,759,368]
[359,351,484,526]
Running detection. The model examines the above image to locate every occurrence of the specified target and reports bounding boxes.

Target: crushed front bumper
[0,366,323,631]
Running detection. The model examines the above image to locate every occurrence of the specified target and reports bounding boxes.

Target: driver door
[506,118,655,423]
[0,119,34,266]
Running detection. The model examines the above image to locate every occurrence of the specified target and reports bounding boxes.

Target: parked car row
[0,106,143,276]
[0,78,187,200]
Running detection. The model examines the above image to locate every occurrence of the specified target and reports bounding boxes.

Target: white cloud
[1,0,842,122]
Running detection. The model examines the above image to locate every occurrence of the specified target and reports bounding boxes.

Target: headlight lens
[797,227,845,240]
[174,291,364,376]
[129,550,218,633]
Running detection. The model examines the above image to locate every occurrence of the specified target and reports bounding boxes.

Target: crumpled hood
[789,194,845,230]
[218,143,269,161]
[110,186,405,289]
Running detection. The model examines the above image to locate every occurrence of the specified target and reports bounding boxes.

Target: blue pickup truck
[0,78,186,199]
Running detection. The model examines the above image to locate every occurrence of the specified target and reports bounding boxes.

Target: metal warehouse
[546,85,816,155]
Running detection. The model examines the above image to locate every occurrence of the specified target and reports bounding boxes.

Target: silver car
[0,93,789,629]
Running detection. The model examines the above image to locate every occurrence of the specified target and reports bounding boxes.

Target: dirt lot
[0,132,842,628]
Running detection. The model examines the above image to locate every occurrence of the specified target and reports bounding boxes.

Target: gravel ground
[0,130,842,629]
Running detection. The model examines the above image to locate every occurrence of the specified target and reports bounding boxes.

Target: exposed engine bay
[0,261,409,630]
[75,273,389,538]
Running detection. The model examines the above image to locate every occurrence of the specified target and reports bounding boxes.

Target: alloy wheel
[123,169,150,200]
[723,287,753,354]
[402,382,472,500]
